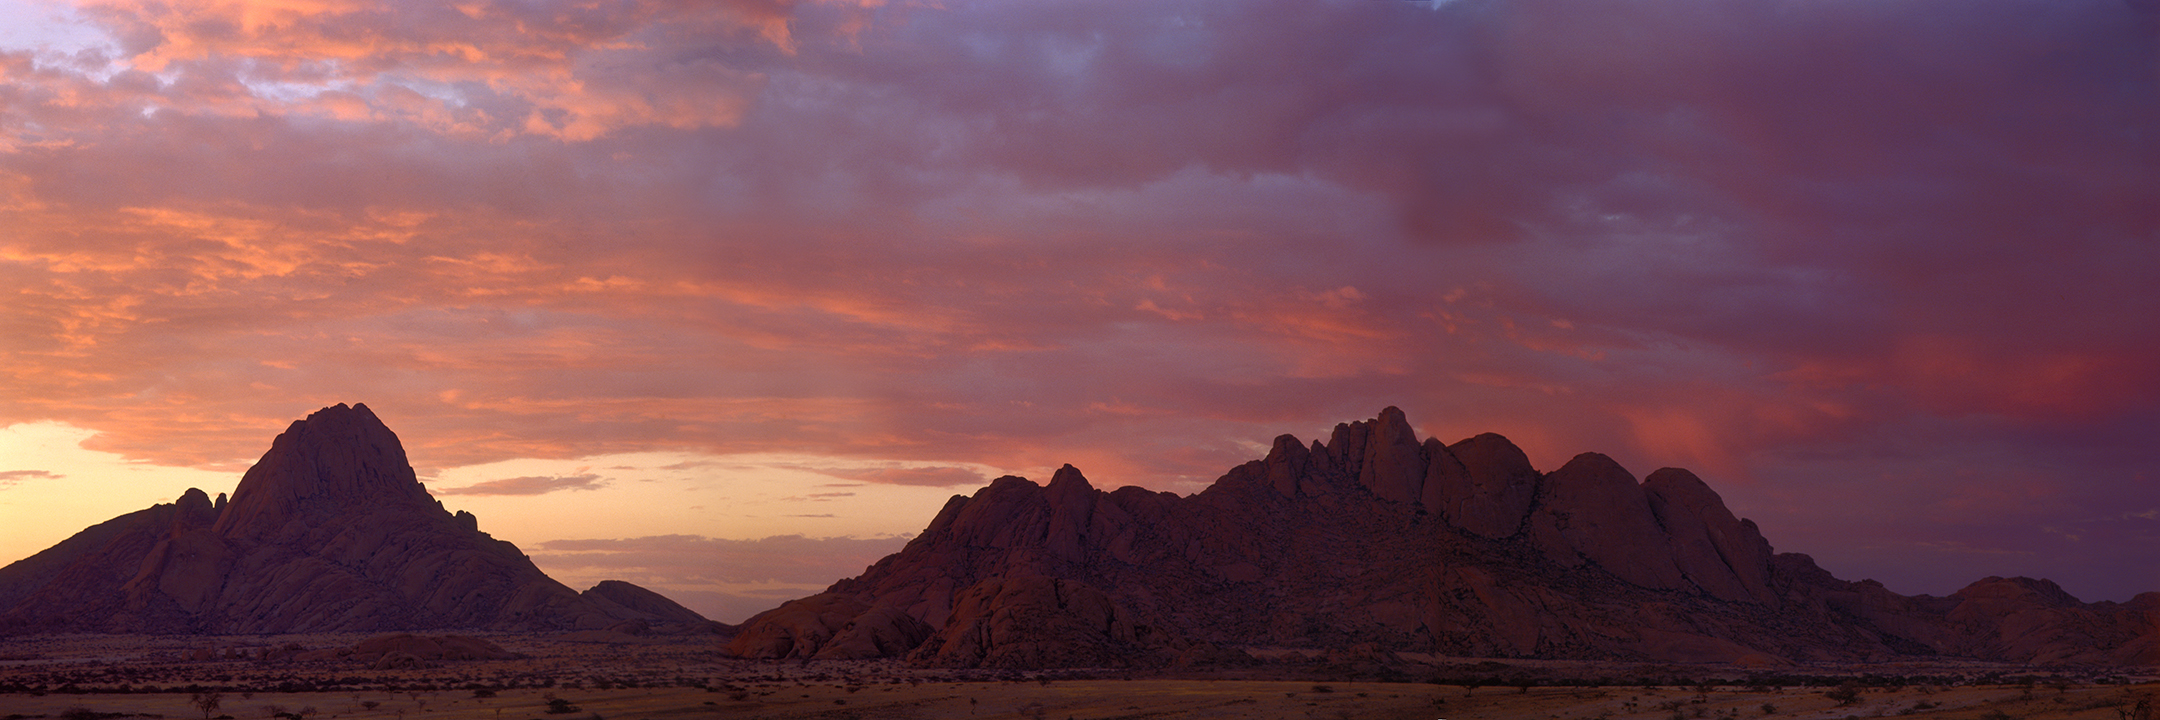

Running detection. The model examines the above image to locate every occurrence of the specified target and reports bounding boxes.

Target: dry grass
[6,681,2158,720]
[1,634,2154,720]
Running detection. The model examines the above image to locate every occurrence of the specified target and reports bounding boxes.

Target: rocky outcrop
[13,403,2153,667]
[582,580,712,627]
[1643,468,1775,604]
[725,593,932,661]
[726,406,2160,668]
[1526,453,1687,591]
[0,403,694,635]
[1438,432,1541,538]
[1355,406,1427,503]
[908,575,1182,668]
[1928,577,2160,665]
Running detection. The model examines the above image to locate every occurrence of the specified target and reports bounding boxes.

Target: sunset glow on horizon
[2,0,2156,622]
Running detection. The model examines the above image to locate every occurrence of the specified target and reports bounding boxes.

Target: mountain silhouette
[727,407,2160,668]
[0,403,701,634]
[7,404,2152,667]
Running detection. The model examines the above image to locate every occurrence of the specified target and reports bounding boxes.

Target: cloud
[0,0,2155,605]
[804,465,987,488]
[530,533,904,585]
[0,469,62,487]
[526,533,910,621]
[435,473,607,496]
[47,0,894,140]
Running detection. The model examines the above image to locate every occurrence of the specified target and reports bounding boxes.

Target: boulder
[1439,433,1540,538]
[1526,453,1686,591]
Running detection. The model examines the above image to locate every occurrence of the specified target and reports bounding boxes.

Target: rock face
[728,406,2160,668]
[0,403,689,634]
[1526,452,1688,591]
[1643,468,1776,604]
[1435,432,1540,538]
[910,575,1181,669]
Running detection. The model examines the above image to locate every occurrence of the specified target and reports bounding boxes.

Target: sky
[0,0,2155,623]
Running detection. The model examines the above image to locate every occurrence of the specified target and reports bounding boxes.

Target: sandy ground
[1,634,2154,719]
[4,681,2158,720]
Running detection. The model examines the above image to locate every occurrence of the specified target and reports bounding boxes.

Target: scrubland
[1,634,2152,720]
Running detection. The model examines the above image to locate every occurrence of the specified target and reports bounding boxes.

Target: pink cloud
[0,0,2154,605]
[801,465,986,488]
[527,533,910,622]
[435,473,608,496]
[0,470,62,487]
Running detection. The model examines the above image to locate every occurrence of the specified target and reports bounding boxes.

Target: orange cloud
[435,473,607,495]
[37,0,894,140]
[0,469,64,487]
[2,0,2155,606]
[800,465,986,487]
[525,533,909,621]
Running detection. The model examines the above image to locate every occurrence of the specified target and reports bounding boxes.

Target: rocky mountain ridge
[5,403,2151,667]
[0,403,706,635]
[727,407,2160,668]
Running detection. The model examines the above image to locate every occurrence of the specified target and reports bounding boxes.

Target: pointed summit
[215,403,434,542]
[0,403,704,635]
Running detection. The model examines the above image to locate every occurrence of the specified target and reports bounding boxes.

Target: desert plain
[2,633,2155,720]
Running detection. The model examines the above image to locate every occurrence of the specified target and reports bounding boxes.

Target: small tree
[192,691,225,720]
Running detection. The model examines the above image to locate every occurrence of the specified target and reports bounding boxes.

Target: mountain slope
[0,403,691,634]
[727,407,2160,668]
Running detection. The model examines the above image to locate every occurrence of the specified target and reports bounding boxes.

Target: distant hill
[0,403,709,635]
[727,407,2160,668]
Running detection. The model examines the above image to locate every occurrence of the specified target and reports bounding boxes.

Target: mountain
[582,579,712,626]
[727,407,2160,668]
[0,403,699,634]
